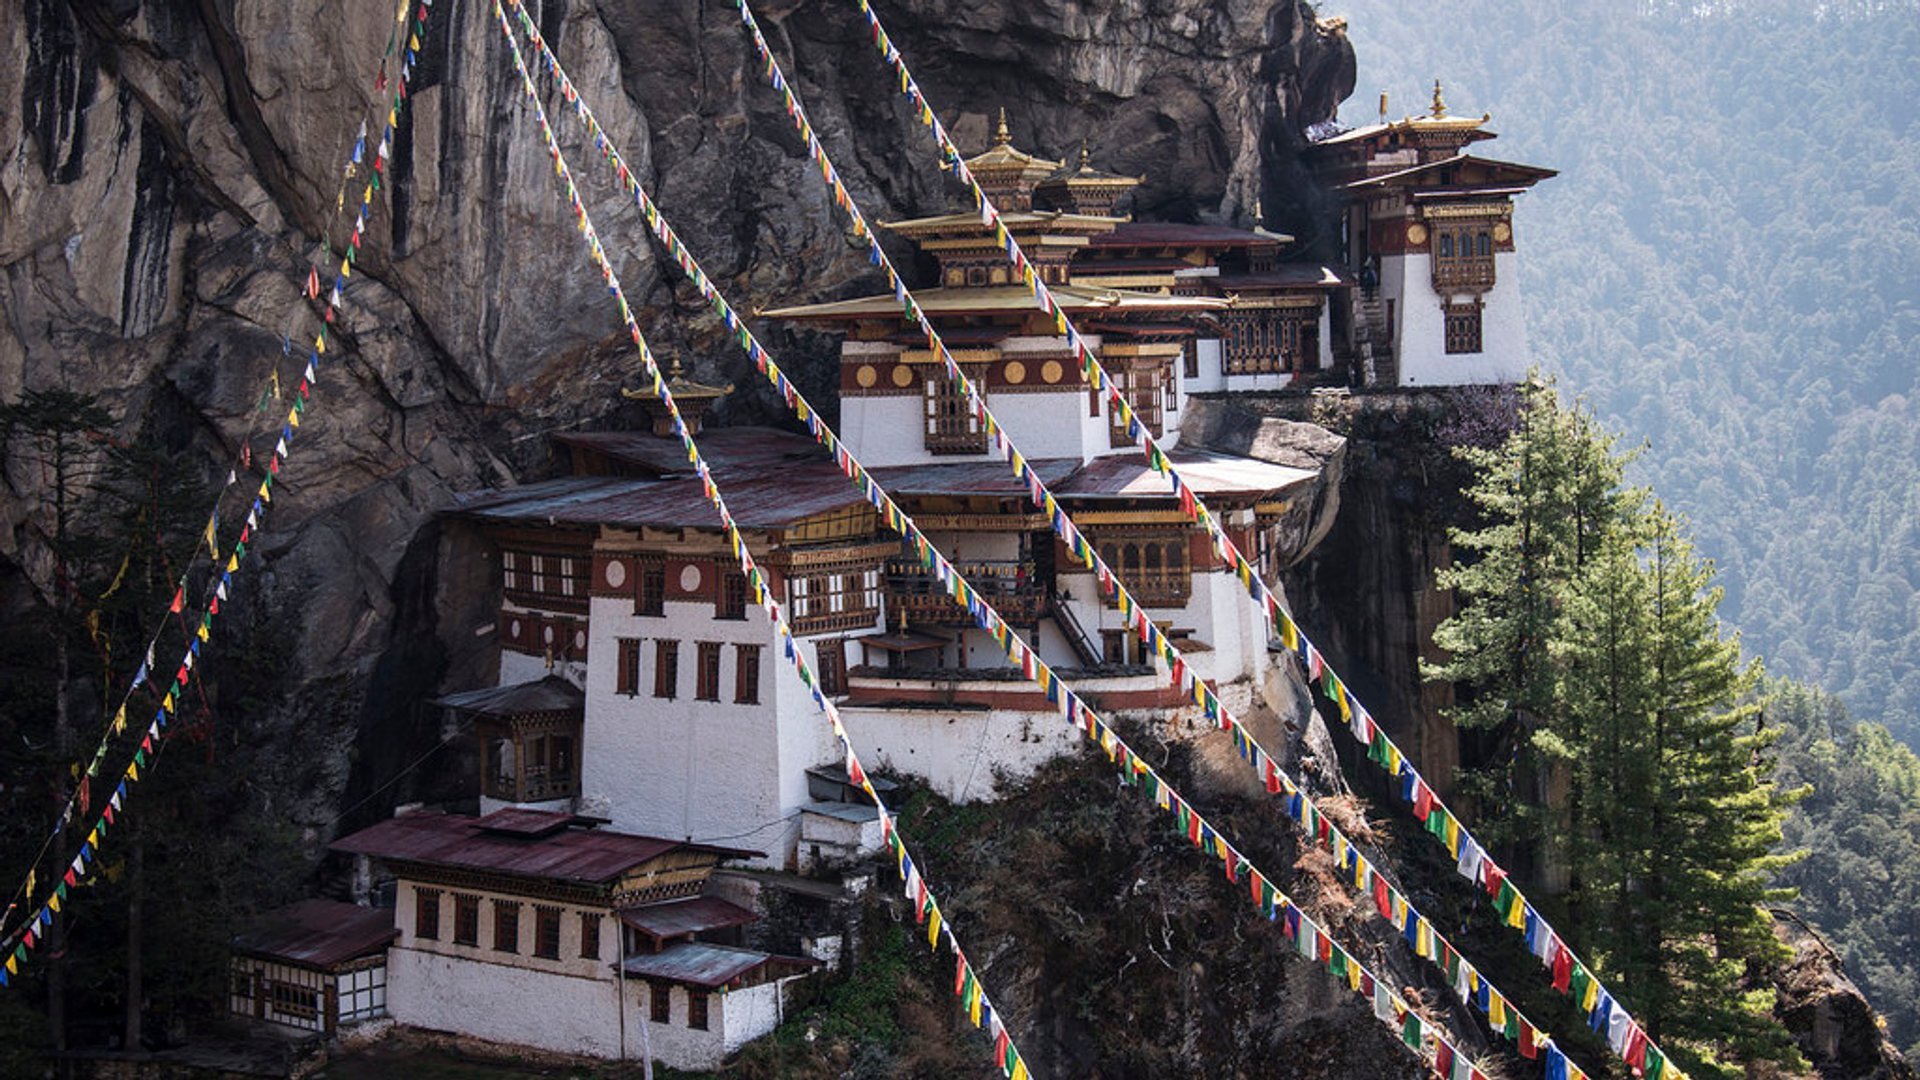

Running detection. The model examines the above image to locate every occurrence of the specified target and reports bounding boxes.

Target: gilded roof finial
[1431,79,1448,119]
[1079,138,1092,170]
[995,107,1012,146]
[668,355,686,382]
[1378,89,1389,123]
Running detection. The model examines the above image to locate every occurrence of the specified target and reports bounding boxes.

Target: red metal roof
[553,427,829,479]
[453,466,867,533]
[1216,264,1354,289]
[619,941,817,989]
[617,896,759,942]
[231,899,397,970]
[331,811,758,885]
[869,458,1081,498]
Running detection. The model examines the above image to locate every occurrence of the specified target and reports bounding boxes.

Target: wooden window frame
[636,562,666,617]
[1444,300,1484,355]
[580,913,602,961]
[817,639,848,696]
[717,571,749,620]
[1096,532,1193,606]
[696,642,723,702]
[789,564,883,636]
[616,637,642,696]
[492,900,520,954]
[650,984,671,1024]
[533,906,562,960]
[453,894,480,947]
[654,640,679,700]
[687,988,710,1031]
[924,365,989,454]
[735,644,761,705]
[415,888,441,942]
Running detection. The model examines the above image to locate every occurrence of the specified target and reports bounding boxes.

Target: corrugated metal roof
[1340,154,1557,191]
[869,458,1081,497]
[1085,222,1287,248]
[432,676,583,718]
[617,896,758,941]
[454,466,868,532]
[554,427,829,479]
[1216,264,1354,289]
[231,900,397,970]
[1061,450,1317,499]
[330,811,757,885]
[619,941,816,989]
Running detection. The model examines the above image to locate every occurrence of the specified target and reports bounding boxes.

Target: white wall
[386,945,741,1071]
[1389,251,1530,387]
[583,597,840,866]
[836,701,1083,802]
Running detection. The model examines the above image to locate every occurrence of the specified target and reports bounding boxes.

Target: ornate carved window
[1222,311,1310,376]
[789,563,883,636]
[1444,300,1484,355]
[636,560,666,617]
[502,549,590,611]
[924,365,988,454]
[1108,362,1167,446]
[1431,223,1497,291]
[1096,531,1193,606]
[717,571,749,620]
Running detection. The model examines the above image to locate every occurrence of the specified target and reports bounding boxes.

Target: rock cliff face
[1,0,1355,824]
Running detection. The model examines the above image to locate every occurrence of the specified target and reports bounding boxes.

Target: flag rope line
[1,0,433,986]
[0,0,418,949]
[718,4,1617,1074]
[830,3,1685,1074]
[492,10,1032,1076]
[501,9,1483,1076]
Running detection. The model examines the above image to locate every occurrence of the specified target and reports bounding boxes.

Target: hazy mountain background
[1317,0,1920,1053]
[1326,0,1920,748]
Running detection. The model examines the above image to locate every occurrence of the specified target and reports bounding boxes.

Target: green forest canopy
[1327,0,1920,746]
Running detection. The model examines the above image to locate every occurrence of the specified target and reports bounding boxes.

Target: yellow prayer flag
[48,893,60,913]
[926,908,942,950]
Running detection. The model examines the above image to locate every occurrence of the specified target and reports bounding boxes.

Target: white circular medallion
[605,559,627,589]
[509,619,522,639]
[679,563,703,592]
[542,624,555,645]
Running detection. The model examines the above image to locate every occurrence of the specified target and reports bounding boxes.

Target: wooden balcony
[1430,255,1495,292]
[886,559,1047,627]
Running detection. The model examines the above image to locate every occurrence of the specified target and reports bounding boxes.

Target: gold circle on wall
[1041,360,1064,384]
[890,364,915,388]
[855,364,878,388]
[1406,222,1429,246]
[1492,221,1512,243]
[1004,360,1027,385]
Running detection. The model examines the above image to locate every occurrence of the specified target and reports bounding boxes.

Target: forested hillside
[1327,0,1920,745]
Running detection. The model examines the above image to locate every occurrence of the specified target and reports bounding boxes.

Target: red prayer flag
[1552,943,1573,992]
[169,587,184,614]
[1518,1018,1538,1058]
[1414,780,1434,821]
[1373,875,1391,920]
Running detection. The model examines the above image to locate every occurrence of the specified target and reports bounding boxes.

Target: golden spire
[1079,138,1092,170]
[1431,79,1448,119]
[668,355,687,381]
[1379,89,1389,123]
[995,107,1012,146]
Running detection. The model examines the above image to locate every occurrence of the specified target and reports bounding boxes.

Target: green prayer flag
[1402,1013,1423,1048]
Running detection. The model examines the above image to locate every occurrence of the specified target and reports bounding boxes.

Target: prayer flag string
[820,2,1687,1075]
[493,9,1031,1078]
[0,0,433,982]
[504,7,1484,1075]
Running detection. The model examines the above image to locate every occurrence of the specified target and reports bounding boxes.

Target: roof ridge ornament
[1431,79,1447,119]
[995,106,1012,146]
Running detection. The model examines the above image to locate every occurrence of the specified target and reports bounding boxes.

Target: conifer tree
[1433,384,1805,1075]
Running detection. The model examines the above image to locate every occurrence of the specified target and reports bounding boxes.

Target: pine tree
[1429,373,1633,862]
[1434,384,1806,1076]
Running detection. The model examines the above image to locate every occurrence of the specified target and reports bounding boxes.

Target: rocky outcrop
[1773,910,1919,1080]
[0,0,1356,832]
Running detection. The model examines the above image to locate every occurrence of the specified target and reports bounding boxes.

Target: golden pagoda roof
[1038,141,1144,192]
[1311,81,1495,147]
[965,109,1064,179]
[622,357,732,402]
